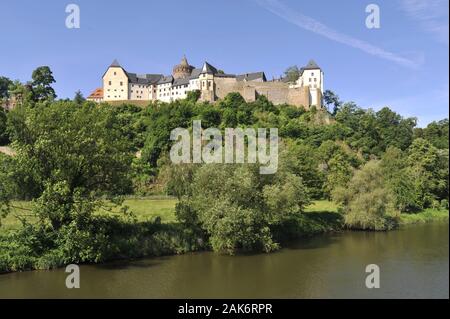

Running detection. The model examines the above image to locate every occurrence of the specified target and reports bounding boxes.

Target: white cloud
[254,0,423,68]
[400,0,449,45]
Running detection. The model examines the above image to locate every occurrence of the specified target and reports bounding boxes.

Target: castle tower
[172,55,194,79]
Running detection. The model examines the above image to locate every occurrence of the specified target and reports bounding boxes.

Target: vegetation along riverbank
[0,67,448,273]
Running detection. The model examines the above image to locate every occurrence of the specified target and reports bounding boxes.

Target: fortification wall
[214,77,314,108]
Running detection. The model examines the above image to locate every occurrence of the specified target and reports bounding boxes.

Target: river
[0,221,448,298]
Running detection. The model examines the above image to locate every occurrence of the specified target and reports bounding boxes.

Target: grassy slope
[2,199,447,235]
[1,197,178,233]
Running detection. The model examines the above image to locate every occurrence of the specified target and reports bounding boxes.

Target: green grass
[305,200,338,213]
[2,199,447,235]
[400,208,449,225]
[108,197,178,223]
[1,201,35,232]
[1,197,178,234]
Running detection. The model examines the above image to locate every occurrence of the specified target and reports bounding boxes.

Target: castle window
[120,82,123,86]
[314,78,317,82]
[108,81,112,85]
[114,72,116,75]
[311,72,314,76]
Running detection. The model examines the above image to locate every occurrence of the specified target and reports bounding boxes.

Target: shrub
[175,162,310,254]
[333,161,398,230]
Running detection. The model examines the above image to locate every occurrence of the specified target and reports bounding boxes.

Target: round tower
[172,55,194,79]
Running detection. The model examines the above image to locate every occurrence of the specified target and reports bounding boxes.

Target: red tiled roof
[87,88,103,99]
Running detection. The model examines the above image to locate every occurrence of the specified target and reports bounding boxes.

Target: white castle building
[88,56,324,108]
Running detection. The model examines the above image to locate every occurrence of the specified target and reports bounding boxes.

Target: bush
[175,162,310,254]
[333,161,399,230]
[0,214,206,273]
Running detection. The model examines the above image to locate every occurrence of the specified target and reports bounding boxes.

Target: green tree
[281,142,325,199]
[0,108,8,145]
[175,162,310,254]
[4,101,133,228]
[375,107,416,151]
[0,76,12,99]
[414,119,449,149]
[323,90,342,115]
[284,65,300,82]
[141,102,195,166]
[6,80,33,106]
[317,140,360,197]
[199,105,222,127]
[73,90,85,104]
[186,90,201,103]
[333,161,398,230]
[31,66,56,102]
[380,147,420,212]
[405,138,446,208]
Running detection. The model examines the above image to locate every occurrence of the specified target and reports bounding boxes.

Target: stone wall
[213,77,317,109]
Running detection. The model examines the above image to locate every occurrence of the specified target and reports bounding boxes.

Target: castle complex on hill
[88,56,324,108]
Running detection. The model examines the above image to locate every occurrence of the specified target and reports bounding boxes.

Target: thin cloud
[400,0,449,45]
[254,0,423,68]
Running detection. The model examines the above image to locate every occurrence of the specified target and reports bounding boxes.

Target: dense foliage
[0,66,448,271]
[169,158,310,254]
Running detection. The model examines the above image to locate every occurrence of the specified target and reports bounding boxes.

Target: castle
[88,56,324,108]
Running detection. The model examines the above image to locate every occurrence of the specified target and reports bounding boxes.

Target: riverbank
[1,198,340,234]
[0,199,448,273]
[399,208,449,225]
[1,221,448,298]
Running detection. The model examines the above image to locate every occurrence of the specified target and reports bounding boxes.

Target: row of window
[159,91,187,97]
[107,81,125,86]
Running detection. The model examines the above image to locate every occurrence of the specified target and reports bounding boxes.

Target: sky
[0,0,448,126]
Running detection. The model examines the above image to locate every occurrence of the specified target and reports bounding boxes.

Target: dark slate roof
[189,68,202,79]
[127,72,163,85]
[215,73,236,78]
[173,77,190,87]
[157,75,174,84]
[303,60,320,70]
[200,62,218,75]
[236,72,266,82]
[110,59,121,67]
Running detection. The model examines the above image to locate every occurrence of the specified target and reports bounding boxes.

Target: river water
[0,222,448,298]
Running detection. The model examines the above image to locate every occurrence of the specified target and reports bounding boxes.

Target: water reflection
[0,222,448,298]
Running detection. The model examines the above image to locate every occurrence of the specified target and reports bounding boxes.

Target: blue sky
[0,0,448,126]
